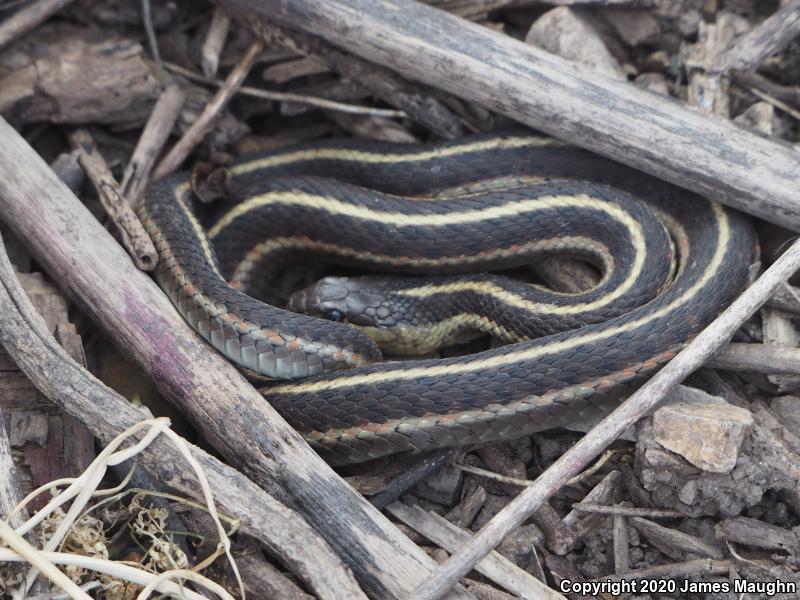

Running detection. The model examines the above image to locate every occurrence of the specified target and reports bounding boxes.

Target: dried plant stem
[0,521,91,600]
[0,0,75,51]
[121,85,186,207]
[0,547,225,600]
[0,406,26,528]
[164,61,405,118]
[154,38,264,179]
[69,129,158,270]
[201,7,231,78]
[711,0,800,73]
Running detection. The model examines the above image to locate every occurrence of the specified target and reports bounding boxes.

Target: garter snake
[139,132,757,465]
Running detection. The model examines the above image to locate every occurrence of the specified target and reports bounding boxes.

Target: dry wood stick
[0,233,363,600]
[141,0,161,64]
[715,516,799,552]
[164,61,404,118]
[571,504,682,519]
[612,511,629,575]
[202,7,231,79]
[217,0,800,230]
[122,84,186,207]
[409,224,800,598]
[153,38,264,179]
[236,549,316,600]
[732,71,800,112]
[370,449,455,510]
[387,502,565,600]
[0,116,470,600]
[709,342,800,375]
[769,283,800,313]
[562,471,620,530]
[711,0,800,74]
[69,129,158,271]
[0,406,26,529]
[597,559,730,583]
[0,0,75,51]
[630,518,724,560]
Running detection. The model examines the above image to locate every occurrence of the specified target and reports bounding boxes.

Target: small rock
[525,7,626,80]
[430,548,449,564]
[734,101,790,138]
[677,9,702,38]
[413,465,463,506]
[497,524,544,567]
[771,396,800,438]
[635,72,670,95]
[652,393,754,474]
[603,9,661,47]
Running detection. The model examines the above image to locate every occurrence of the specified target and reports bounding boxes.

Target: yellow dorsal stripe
[209,192,636,236]
[230,136,558,177]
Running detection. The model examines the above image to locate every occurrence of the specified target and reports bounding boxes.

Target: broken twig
[154,38,264,179]
[0,0,75,51]
[711,0,800,74]
[69,129,158,271]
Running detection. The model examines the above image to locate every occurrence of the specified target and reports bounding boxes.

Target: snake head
[287,276,399,329]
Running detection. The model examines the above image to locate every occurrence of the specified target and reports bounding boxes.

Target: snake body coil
[140,132,757,465]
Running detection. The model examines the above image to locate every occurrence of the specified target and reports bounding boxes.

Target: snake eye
[324,308,344,322]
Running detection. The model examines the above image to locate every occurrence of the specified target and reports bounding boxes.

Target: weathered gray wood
[0,273,96,513]
[0,405,25,528]
[0,223,363,600]
[387,502,564,600]
[711,0,800,74]
[0,0,75,51]
[0,117,471,600]
[217,0,800,230]
[709,342,800,375]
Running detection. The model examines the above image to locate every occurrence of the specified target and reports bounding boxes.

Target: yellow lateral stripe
[229,235,613,290]
[264,202,728,395]
[360,314,525,352]
[229,136,558,177]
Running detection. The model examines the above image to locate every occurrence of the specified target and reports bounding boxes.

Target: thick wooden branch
[217,0,800,230]
[0,117,470,600]
[711,0,800,74]
[0,233,361,599]
[709,342,800,375]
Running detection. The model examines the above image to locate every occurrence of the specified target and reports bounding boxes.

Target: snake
[139,131,758,465]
